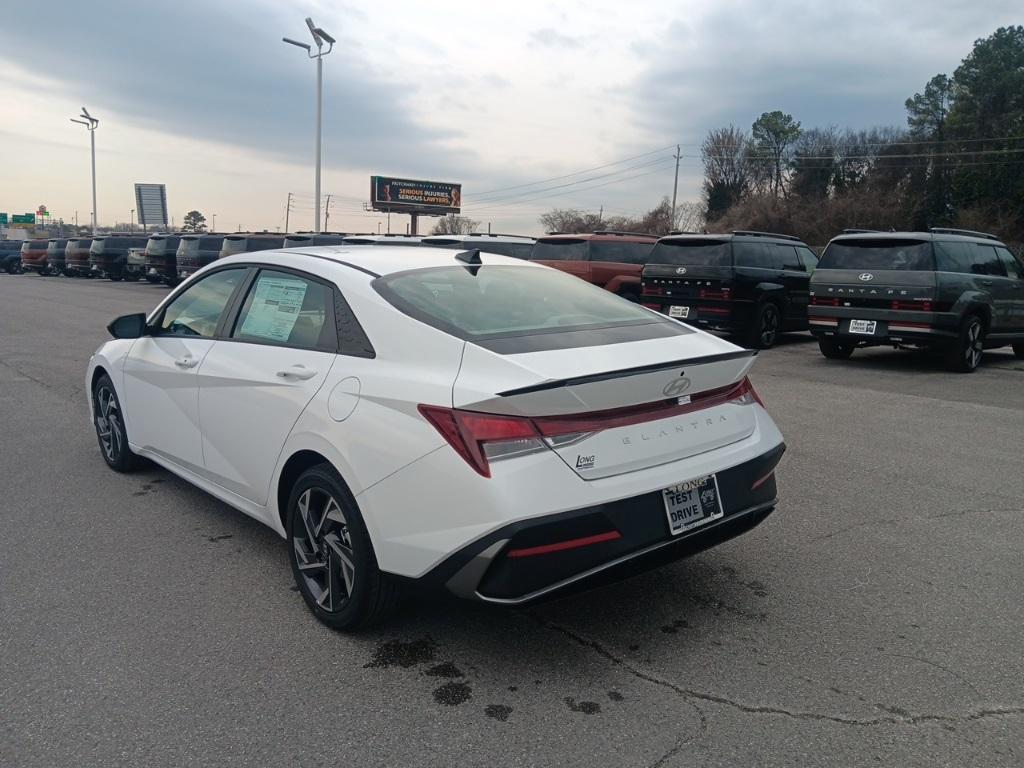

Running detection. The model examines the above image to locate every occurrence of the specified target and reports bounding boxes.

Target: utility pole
[324,194,332,231]
[671,144,681,232]
[212,213,217,231]
[130,209,134,232]
[598,205,603,225]
[284,192,293,233]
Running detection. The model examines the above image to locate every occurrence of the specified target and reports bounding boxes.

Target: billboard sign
[369,176,461,215]
[0,213,7,227]
[12,214,35,226]
[134,183,169,227]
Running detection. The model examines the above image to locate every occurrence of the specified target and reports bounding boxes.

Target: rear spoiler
[497,350,756,397]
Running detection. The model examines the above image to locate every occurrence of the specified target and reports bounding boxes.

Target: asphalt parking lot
[1,274,1022,767]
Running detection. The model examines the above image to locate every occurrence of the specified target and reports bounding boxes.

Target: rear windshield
[590,241,653,264]
[531,239,588,261]
[819,239,935,271]
[375,265,660,339]
[649,240,731,266]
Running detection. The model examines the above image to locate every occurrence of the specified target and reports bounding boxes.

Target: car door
[122,267,250,472]
[772,244,809,323]
[994,246,1024,333]
[196,268,339,506]
[970,244,1013,332]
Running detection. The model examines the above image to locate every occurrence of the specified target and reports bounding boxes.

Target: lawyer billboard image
[369,176,461,215]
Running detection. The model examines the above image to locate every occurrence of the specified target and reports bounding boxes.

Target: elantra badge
[675,267,687,274]
[662,377,691,397]
[858,273,874,281]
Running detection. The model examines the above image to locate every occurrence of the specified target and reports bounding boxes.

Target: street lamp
[283,16,335,234]
[70,108,99,235]
[212,213,217,232]
[130,209,135,232]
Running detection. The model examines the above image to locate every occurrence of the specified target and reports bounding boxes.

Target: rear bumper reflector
[506,530,623,558]
[808,317,838,326]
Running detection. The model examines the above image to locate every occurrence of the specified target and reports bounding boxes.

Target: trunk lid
[453,334,758,479]
[811,269,938,308]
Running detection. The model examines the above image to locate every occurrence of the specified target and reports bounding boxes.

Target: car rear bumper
[645,299,752,334]
[424,443,783,604]
[808,308,959,345]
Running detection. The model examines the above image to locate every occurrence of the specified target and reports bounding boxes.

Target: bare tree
[431,215,481,235]
[538,208,604,234]
[673,200,705,233]
[701,125,754,221]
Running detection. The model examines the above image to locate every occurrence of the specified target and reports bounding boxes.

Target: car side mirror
[107,312,148,339]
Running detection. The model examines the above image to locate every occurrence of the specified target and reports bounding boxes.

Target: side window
[774,245,804,271]
[798,246,818,273]
[734,242,774,269]
[934,241,973,274]
[156,268,247,338]
[971,244,1006,277]
[231,270,336,350]
[995,247,1023,280]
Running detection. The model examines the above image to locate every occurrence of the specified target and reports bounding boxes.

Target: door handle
[276,365,318,381]
[174,356,199,369]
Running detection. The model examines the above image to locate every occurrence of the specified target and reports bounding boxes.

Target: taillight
[419,377,766,477]
[641,285,664,296]
[891,299,933,311]
[699,288,731,300]
[811,296,840,306]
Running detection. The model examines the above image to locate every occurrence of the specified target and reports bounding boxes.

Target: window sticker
[239,277,309,342]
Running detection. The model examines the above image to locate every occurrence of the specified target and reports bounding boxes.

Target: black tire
[945,314,985,373]
[1013,343,1024,360]
[109,275,123,282]
[818,336,856,360]
[744,302,781,349]
[92,374,139,472]
[123,273,141,282]
[287,464,402,630]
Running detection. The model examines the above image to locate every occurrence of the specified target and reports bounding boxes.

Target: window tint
[530,240,588,261]
[232,270,334,349]
[934,241,975,274]
[157,269,246,338]
[818,240,934,271]
[970,244,1006,277]
[648,240,731,266]
[478,242,533,259]
[734,242,779,269]
[376,265,660,339]
[995,247,1023,280]
[589,241,654,264]
[798,247,818,272]
[774,244,804,271]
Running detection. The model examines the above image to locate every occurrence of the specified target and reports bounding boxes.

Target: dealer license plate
[662,475,723,536]
[668,305,690,319]
[848,319,877,335]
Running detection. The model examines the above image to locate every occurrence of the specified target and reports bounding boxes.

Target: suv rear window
[589,241,653,264]
[648,240,731,266]
[818,239,935,271]
[531,239,588,261]
[375,265,659,339]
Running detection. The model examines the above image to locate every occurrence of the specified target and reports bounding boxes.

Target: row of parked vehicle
[5,226,1023,371]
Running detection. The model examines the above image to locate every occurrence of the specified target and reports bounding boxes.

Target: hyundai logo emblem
[858,273,874,281]
[675,267,687,274]
[662,377,691,397]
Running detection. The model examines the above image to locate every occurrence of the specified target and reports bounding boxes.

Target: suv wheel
[745,302,781,349]
[93,374,139,472]
[945,315,985,373]
[818,336,855,360]
[287,464,402,630]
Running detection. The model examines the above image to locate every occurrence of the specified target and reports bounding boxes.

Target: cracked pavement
[1,275,1022,767]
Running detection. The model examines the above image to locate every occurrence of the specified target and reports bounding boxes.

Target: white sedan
[88,245,786,629]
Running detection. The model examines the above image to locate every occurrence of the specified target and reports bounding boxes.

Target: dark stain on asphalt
[484,704,513,722]
[565,697,601,714]
[433,681,472,706]
[425,662,464,679]
[508,686,518,692]
[661,618,689,634]
[365,638,437,669]
[207,534,233,543]
[628,644,640,651]
[744,580,769,597]
[608,691,624,701]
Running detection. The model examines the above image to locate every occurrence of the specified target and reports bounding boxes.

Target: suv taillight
[891,299,933,311]
[699,288,731,300]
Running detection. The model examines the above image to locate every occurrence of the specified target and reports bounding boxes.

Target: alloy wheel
[293,488,356,613]
[965,320,983,370]
[95,386,122,462]
[761,306,780,347]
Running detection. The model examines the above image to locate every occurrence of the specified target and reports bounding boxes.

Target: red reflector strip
[506,530,622,558]
[700,306,730,315]
[889,323,933,331]
[808,316,838,325]
[751,471,774,490]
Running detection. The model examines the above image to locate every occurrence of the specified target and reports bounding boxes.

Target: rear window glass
[589,241,653,264]
[531,240,588,261]
[375,265,660,339]
[648,240,731,266]
[818,240,935,271]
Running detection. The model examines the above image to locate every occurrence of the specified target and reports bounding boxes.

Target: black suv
[809,229,1024,372]
[640,231,818,348]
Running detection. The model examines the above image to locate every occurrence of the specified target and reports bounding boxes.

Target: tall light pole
[130,209,135,232]
[212,213,217,232]
[283,17,335,234]
[670,144,681,233]
[70,108,99,235]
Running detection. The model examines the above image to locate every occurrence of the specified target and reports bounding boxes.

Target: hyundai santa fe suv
[88,245,785,629]
[809,228,1024,371]
[641,231,818,348]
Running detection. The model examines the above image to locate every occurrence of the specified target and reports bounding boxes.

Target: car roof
[657,231,807,245]
[828,230,1007,246]
[538,231,658,243]
[231,244,545,278]
[420,233,535,244]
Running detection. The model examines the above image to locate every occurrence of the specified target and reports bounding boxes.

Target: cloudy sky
[1,0,1018,235]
